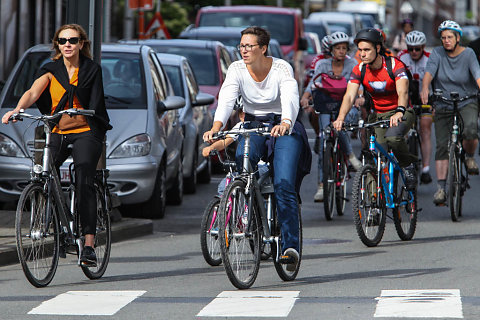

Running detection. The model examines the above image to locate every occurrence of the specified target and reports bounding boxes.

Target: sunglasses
[407,47,422,52]
[57,37,80,45]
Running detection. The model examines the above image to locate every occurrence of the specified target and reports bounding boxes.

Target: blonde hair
[51,24,92,60]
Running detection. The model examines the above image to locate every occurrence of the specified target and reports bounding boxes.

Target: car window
[219,48,231,81]
[151,46,219,86]
[304,24,328,40]
[199,13,294,46]
[326,22,352,36]
[184,62,199,102]
[163,65,184,98]
[102,52,147,109]
[147,55,166,102]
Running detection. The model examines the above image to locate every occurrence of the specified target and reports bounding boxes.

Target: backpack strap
[360,62,366,86]
[385,56,396,81]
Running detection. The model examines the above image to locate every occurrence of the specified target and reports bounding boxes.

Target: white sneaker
[349,153,362,171]
[314,183,323,202]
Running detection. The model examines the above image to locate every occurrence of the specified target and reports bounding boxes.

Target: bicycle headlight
[109,134,151,158]
[0,133,25,157]
[33,164,43,174]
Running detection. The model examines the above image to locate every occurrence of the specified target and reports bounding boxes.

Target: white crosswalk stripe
[374,289,463,318]
[28,291,146,316]
[197,291,300,317]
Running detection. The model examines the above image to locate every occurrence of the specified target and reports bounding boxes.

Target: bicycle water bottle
[452,124,458,143]
[382,162,390,184]
[369,135,375,151]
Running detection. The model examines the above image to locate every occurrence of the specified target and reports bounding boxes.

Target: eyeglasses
[237,44,259,52]
[57,37,80,45]
[407,47,422,52]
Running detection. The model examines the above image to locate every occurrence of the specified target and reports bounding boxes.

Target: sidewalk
[0,208,153,267]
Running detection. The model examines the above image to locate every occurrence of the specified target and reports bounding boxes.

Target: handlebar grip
[79,109,95,115]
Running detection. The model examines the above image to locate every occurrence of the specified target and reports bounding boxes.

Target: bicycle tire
[272,204,302,281]
[352,164,386,247]
[392,171,417,240]
[16,182,60,287]
[447,143,462,222]
[81,183,111,279]
[218,179,261,289]
[323,141,335,221]
[336,155,347,216]
[200,197,222,266]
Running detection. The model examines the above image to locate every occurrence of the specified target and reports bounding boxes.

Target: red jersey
[350,56,409,113]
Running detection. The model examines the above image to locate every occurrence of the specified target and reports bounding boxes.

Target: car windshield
[199,12,294,46]
[304,24,328,40]
[162,65,184,98]
[326,22,352,36]
[151,46,219,86]
[2,51,147,110]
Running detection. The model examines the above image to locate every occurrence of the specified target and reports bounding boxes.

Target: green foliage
[159,2,190,38]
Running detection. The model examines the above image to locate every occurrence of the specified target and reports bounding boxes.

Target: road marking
[197,291,299,317]
[374,289,463,318]
[28,291,146,316]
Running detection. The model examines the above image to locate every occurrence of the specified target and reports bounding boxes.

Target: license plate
[60,168,71,183]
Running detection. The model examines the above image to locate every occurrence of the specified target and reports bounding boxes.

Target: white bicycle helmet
[405,30,426,46]
[438,20,463,37]
[321,35,332,53]
[329,31,350,48]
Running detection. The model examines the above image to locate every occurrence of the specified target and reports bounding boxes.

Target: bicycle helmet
[405,30,426,46]
[438,20,463,37]
[329,31,349,48]
[401,18,414,27]
[354,28,383,45]
[321,35,332,53]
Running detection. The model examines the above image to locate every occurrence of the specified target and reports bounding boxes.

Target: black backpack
[360,56,417,112]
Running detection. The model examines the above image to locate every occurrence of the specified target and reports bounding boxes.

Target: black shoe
[403,164,417,191]
[420,172,432,184]
[80,246,97,267]
[59,245,67,259]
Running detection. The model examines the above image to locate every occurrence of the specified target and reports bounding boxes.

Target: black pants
[50,131,103,235]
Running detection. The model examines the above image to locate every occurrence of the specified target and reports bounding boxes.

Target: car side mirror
[193,92,214,107]
[157,96,186,115]
[298,37,308,51]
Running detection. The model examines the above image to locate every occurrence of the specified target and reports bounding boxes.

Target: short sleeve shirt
[350,57,408,113]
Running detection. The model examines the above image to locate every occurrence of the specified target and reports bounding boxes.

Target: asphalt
[0,207,153,267]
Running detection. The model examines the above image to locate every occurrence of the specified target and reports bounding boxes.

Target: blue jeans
[236,133,302,252]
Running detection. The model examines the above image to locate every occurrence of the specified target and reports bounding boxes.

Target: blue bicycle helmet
[438,20,463,37]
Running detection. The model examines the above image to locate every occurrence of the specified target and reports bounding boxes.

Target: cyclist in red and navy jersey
[333,28,418,190]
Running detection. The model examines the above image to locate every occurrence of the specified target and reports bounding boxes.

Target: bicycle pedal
[279,255,295,264]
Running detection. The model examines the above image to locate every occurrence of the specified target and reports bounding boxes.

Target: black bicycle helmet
[354,28,383,45]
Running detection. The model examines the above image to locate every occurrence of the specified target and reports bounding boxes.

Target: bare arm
[420,72,433,105]
[390,77,409,126]
[202,137,234,157]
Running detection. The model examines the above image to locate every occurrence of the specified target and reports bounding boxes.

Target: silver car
[0,44,185,219]
[156,53,214,193]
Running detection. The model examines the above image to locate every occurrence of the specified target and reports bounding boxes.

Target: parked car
[0,44,186,219]
[156,53,214,191]
[303,19,330,43]
[307,12,360,45]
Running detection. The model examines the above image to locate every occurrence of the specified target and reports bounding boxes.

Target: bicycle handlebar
[433,90,479,104]
[212,123,288,140]
[9,108,95,123]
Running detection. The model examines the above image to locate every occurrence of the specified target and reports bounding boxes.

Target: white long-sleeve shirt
[214,57,300,128]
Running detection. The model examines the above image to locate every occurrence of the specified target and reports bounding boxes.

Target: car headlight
[0,133,25,157]
[109,134,151,158]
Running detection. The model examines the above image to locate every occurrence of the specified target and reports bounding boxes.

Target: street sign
[128,0,153,10]
[144,12,171,39]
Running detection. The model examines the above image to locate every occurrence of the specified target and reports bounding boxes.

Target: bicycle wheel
[447,143,462,221]
[218,179,261,289]
[323,141,335,221]
[392,171,417,240]
[352,164,386,247]
[200,197,222,266]
[272,203,302,281]
[16,182,60,287]
[81,183,111,279]
[336,154,347,216]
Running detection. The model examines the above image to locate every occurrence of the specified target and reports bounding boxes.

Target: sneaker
[348,153,362,171]
[403,163,417,191]
[420,172,432,184]
[466,157,479,175]
[282,248,299,272]
[313,136,320,154]
[80,246,97,267]
[433,188,446,206]
[314,183,324,202]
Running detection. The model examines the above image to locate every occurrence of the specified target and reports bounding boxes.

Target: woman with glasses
[203,26,311,272]
[2,24,111,266]
[398,30,433,184]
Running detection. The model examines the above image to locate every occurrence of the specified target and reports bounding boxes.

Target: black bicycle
[10,109,112,287]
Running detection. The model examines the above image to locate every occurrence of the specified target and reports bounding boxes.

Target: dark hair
[401,18,414,27]
[241,26,270,56]
[52,24,91,60]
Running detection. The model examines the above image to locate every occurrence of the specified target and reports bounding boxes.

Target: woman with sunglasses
[203,26,311,272]
[398,30,433,185]
[1,24,111,266]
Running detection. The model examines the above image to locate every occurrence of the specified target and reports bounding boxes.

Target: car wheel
[197,156,211,184]
[167,156,184,205]
[183,150,197,194]
[141,160,167,219]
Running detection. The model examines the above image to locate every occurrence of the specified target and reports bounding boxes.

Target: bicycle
[433,90,478,221]
[213,124,302,289]
[10,109,112,287]
[350,119,418,247]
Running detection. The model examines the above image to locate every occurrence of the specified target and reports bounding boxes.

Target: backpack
[359,56,415,112]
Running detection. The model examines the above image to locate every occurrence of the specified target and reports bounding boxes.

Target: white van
[337,1,385,26]
[307,11,360,43]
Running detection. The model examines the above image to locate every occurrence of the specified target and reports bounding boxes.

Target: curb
[0,217,153,267]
